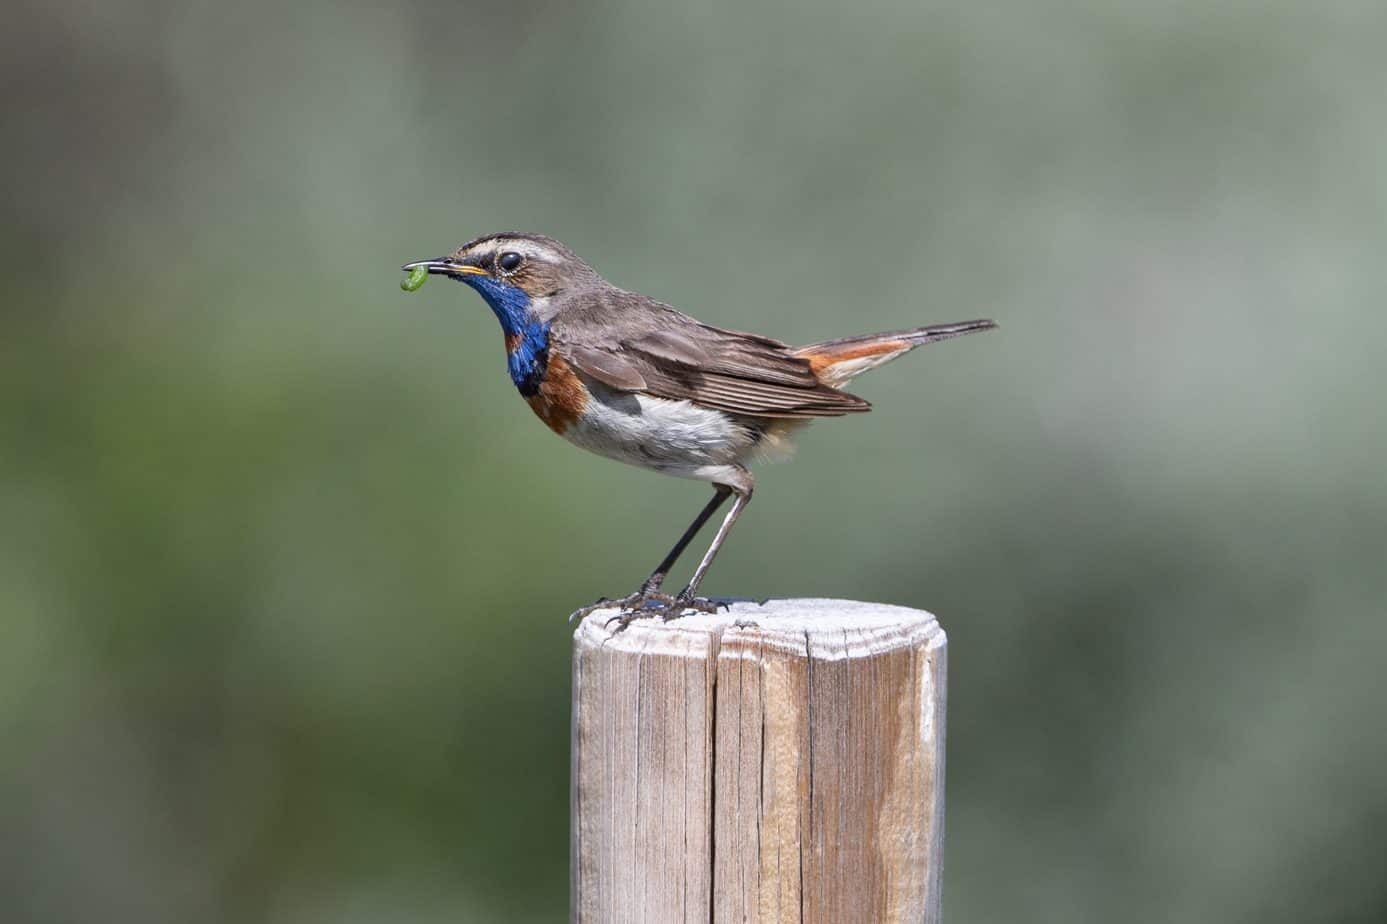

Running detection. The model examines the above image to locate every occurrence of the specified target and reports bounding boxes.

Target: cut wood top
[574,597,944,660]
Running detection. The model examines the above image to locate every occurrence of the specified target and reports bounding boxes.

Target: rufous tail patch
[796,338,913,387]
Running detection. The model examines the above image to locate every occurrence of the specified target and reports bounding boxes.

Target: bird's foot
[567,589,727,631]
[568,590,677,628]
[662,594,723,620]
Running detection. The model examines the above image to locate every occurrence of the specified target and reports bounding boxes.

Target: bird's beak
[401,258,488,277]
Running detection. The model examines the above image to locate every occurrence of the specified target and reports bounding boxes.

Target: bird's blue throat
[462,275,550,397]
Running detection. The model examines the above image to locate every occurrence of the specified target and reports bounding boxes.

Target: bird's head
[403,232,599,332]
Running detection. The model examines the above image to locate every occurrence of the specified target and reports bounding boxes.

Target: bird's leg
[567,486,732,626]
[638,486,732,595]
[668,482,753,618]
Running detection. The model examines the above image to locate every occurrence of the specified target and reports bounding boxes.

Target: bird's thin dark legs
[568,486,732,625]
[639,486,732,594]
[673,487,751,610]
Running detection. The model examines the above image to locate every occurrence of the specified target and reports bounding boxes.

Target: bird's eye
[497,251,524,274]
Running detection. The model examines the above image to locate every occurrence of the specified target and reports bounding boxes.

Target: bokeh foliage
[4,1,1386,921]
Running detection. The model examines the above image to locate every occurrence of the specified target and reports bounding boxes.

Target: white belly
[562,386,760,484]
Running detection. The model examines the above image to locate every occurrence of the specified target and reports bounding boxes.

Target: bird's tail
[793,319,997,387]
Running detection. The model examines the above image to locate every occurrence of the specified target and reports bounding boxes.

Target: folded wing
[554,301,871,419]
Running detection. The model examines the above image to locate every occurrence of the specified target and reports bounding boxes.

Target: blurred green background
[4,1,1386,921]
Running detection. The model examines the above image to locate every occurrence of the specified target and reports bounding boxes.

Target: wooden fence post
[571,599,947,923]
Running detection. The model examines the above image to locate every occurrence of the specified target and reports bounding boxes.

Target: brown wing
[563,344,647,391]
[553,296,870,419]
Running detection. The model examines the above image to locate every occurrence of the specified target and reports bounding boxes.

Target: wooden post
[571,599,947,923]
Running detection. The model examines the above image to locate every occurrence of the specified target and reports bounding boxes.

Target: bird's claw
[662,595,721,619]
[568,596,612,624]
[568,590,672,628]
[567,590,725,631]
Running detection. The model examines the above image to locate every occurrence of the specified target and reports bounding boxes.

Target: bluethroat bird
[403,233,996,627]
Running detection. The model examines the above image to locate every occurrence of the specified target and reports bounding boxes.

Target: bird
[402,233,996,628]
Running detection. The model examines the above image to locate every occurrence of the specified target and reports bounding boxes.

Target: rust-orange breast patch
[525,353,589,434]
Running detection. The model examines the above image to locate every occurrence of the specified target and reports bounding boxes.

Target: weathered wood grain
[572,599,947,923]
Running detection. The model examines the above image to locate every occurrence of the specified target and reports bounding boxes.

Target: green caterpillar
[400,266,428,292]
